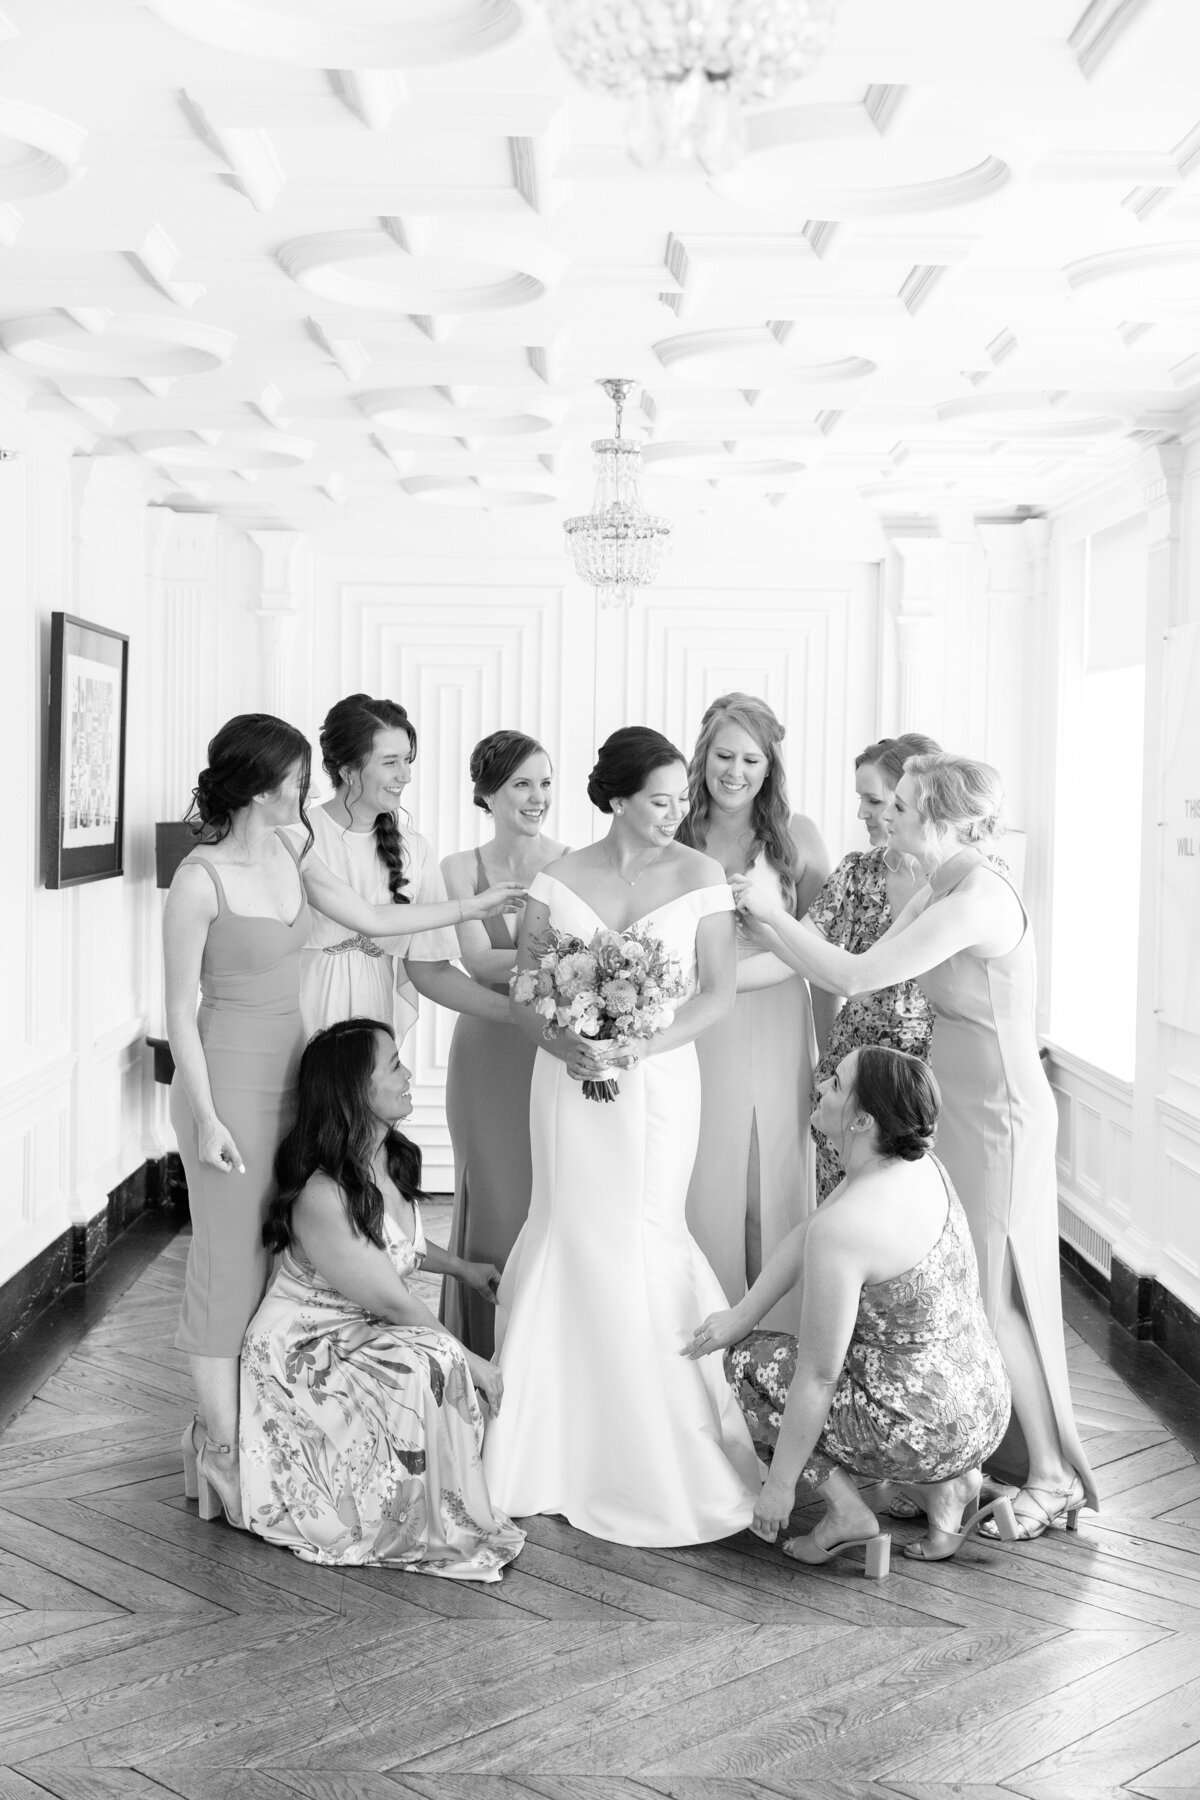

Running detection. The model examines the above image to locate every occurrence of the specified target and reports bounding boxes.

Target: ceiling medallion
[542,0,842,175]
[0,311,235,376]
[146,0,522,70]
[563,379,671,610]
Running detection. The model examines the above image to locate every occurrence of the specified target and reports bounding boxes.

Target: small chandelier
[543,1,843,174]
[564,379,671,610]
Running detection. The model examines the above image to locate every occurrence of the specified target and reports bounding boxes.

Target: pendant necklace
[605,843,667,888]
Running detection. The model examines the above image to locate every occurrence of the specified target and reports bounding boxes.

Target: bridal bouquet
[511,924,687,1102]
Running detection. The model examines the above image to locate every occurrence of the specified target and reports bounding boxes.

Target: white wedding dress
[482,871,762,1547]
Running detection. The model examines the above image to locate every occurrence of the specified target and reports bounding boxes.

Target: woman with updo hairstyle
[732,751,1098,1541]
[807,731,940,1203]
[167,712,523,1530]
[689,1046,1015,1571]
[678,693,832,1327]
[296,693,524,1049]
[483,725,762,1546]
[440,728,568,1355]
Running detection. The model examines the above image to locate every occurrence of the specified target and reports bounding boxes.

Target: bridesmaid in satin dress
[679,694,832,1329]
[440,731,567,1356]
[732,751,1097,1540]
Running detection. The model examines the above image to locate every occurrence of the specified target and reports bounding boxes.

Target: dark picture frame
[44,611,129,888]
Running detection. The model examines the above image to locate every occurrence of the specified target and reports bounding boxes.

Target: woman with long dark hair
[678,693,831,1326]
[483,727,761,1546]
[167,713,521,1528]
[298,693,519,1047]
[440,729,568,1355]
[807,732,940,1204]
[240,1019,525,1577]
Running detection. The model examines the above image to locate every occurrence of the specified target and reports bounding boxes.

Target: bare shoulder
[440,846,475,888]
[294,1171,346,1228]
[671,843,726,887]
[167,857,219,915]
[789,812,829,862]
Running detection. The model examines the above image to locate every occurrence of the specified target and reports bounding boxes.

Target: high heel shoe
[196,1438,244,1529]
[181,1414,202,1501]
[977,1475,1086,1541]
[782,1527,891,1580]
[903,1496,1019,1561]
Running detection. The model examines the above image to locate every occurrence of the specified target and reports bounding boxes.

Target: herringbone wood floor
[1,1206,1198,1800]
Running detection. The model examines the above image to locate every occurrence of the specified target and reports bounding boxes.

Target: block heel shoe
[783,1529,891,1580]
[181,1415,202,1501]
[903,1495,1019,1562]
[196,1439,244,1529]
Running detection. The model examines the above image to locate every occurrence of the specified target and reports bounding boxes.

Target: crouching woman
[240,1017,525,1579]
[688,1046,1014,1571]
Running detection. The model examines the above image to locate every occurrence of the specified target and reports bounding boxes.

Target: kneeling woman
[689,1046,1014,1570]
[240,1018,525,1579]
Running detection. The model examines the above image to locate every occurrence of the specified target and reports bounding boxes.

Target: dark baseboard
[1058,1244,1200,1397]
[0,1153,188,1362]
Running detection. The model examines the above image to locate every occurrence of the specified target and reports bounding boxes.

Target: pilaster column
[881,524,945,737]
[147,508,219,821]
[248,530,311,722]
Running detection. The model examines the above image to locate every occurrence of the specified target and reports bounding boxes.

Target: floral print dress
[808,849,935,1202]
[725,1156,1011,1490]
[240,1208,525,1579]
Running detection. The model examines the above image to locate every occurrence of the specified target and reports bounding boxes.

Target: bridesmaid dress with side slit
[686,855,815,1332]
[916,849,1098,1511]
[441,847,536,1357]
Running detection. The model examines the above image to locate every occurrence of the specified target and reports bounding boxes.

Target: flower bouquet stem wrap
[511,922,687,1103]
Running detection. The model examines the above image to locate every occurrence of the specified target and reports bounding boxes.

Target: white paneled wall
[312,553,882,1185]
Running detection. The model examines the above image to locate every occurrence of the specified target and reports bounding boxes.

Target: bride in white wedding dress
[482,728,762,1546]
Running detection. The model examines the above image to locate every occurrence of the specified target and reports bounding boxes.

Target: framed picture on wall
[44,611,129,888]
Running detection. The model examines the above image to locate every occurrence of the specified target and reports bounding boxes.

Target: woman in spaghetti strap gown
[296,695,521,1048]
[732,752,1097,1539]
[440,731,567,1356]
[808,734,939,1203]
[166,715,521,1527]
[679,695,831,1330]
[242,1020,525,1578]
[483,728,761,1547]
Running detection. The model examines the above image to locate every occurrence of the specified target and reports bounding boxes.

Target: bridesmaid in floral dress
[241,1018,525,1577]
[808,734,940,1203]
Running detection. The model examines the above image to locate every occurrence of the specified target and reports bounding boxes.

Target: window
[1050,514,1146,1080]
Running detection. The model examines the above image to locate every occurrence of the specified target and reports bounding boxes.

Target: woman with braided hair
[297,694,519,1050]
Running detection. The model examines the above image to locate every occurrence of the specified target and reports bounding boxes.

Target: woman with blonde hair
[732,751,1097,1539]
[678,693,831,1327]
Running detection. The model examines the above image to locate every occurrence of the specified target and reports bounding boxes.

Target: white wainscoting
[1046,1042,1134,1281]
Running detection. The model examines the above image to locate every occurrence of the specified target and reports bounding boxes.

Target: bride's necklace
[604,843,667,888]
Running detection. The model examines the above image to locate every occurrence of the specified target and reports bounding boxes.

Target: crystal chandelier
[542,1,843,174]
[563,379,671,610]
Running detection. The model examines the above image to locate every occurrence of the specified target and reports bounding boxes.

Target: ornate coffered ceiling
[3,0,1200,542]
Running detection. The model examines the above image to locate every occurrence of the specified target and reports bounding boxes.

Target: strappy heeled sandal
[196,1438,244,1529]
[782,1526,891,1580]
[903,1496,1018,1562]
[181,1414,203,1501]
[976,1476,1086,1541]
